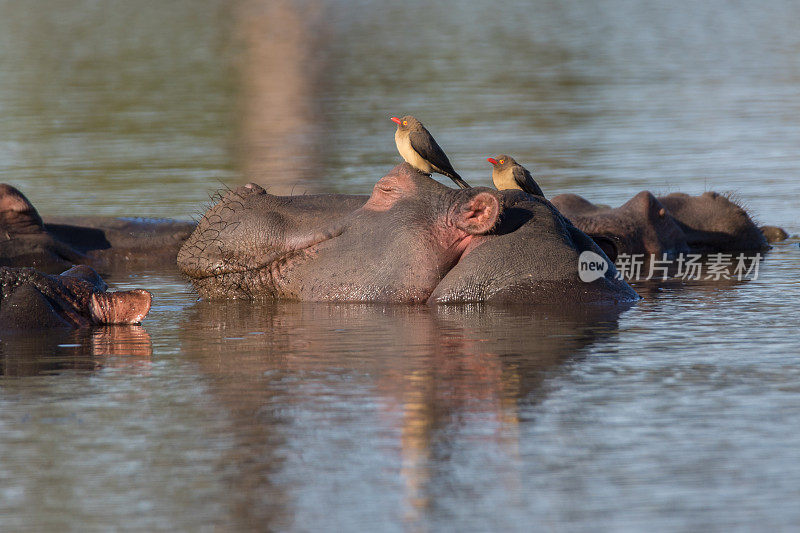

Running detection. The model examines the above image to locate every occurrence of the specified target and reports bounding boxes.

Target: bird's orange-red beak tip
[390,117,402,125]
[487,157,498,165]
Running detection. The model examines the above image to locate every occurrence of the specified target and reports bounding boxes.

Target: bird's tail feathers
[447,171,471,189]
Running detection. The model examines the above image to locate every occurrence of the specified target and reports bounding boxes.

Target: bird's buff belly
[493,172,520,191]
[396,132,433,173]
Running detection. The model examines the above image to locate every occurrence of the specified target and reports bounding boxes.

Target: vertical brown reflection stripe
[234,0,327,194]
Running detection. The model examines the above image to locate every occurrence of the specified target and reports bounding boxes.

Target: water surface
[1,1,799,530]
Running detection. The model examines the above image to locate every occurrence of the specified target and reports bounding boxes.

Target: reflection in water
[234,0,328,194]
[180,300,624,529]
[1,326,152,377]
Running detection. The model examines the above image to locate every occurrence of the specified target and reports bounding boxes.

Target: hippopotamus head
[0,184,86,271]
[551,191,690,261]
[179,164,501,302]
[430,190,638,303]
[657,191,769,252]
[178,164,638,304]
[0,265,152,329]
[0,183,196,274]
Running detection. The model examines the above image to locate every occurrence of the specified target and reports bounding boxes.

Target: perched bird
[390,115,470,189]
[487,155,545,197]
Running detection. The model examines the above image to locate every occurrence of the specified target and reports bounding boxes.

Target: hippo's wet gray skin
[0,265,151,329]
[0,183,194,274]
[178,164,638,304]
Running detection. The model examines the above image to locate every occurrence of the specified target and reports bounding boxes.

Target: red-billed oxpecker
[390,115,470,189]
[487,155,545,197]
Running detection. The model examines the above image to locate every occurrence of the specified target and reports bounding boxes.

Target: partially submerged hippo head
[657,191,769,252]
[551,191,689,261]
[0,265,152,329]
[0,184,86,271]
[179,164,638,304]
[0,183,44,234]
[179,164,501,302]
[0,182,196,273]
[430,190,637,303]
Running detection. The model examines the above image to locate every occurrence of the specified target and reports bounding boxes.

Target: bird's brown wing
[409,130,470,188]
[408,130,457,178]
[513,166,545,197]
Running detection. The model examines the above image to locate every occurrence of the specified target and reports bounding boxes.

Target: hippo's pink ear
[453,191,500,235]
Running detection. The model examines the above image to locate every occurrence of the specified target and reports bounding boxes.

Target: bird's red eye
[499,159,505,164]
[402,120,407,125]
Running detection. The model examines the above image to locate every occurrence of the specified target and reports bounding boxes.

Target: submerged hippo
[0,265,151,329]
[552,190,780,260]
[550,191,689,261]
[657,191,773,251]
[178,164,638,304]
[0,183,194,273]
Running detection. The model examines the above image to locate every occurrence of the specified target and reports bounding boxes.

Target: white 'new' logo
[578,251,609,282]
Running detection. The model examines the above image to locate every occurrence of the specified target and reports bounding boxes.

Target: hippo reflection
[178,297,628,528]
[0,326,152,376]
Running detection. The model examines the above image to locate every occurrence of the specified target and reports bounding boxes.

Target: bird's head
[390,115,422,131]
[486,155,516,169]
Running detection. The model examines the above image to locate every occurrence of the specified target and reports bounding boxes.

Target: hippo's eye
[402,120,408,125]
[499,159,505,165]
[377,180,401,194]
